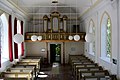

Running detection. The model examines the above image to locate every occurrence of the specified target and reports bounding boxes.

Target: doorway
[50,44,61,64]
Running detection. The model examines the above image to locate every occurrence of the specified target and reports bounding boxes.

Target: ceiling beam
[18,5,81,8]
[28,13,80,15]
[7,0,28,16]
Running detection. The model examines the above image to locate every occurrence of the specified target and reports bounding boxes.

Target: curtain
[8,15,13,61]
[21,21,24,56]
[14,18,18,59]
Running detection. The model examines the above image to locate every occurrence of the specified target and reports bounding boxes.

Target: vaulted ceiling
[7,0,99,19]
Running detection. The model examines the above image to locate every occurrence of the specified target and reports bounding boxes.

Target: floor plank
[36,64,75,80]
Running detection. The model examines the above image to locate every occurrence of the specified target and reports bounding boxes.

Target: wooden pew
[70,56,88,62]
[69,55,117,80]
[78,70,109,80]
[73,63,98,76]
[75,66,103,80]
[4,78,27,80]
[3,69,33,80]
[82,75,117,80]
[20,59,41,70]
[69,54,87,65]
[12,64,36,78]
[71,59,93,73]
[7,68,34,74]
[6,67,35,78]
[25,56,42,59]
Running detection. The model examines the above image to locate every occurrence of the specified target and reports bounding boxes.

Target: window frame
[100,11,112,62]
[88,19,95,55]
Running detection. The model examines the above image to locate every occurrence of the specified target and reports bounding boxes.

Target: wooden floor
[36,64,75,80]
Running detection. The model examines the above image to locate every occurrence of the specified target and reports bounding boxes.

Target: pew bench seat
[78,70,109,80]
[75,66,103,80]
[3,70,33,80]
[12,65,36,78]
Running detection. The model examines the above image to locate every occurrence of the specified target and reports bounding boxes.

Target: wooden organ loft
[25,11,86,42]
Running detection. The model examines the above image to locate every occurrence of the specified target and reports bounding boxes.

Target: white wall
[81,0,119,79]
[65,42,84,63]
[25,41,84,64]
[118,0,120,79]
[25,42,47,57]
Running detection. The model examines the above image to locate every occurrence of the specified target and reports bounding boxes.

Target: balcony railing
[25,32,86,42]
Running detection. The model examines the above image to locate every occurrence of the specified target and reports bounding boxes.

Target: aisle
[36,64,75,80]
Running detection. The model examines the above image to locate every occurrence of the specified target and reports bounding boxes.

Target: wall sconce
[41,48,45,52]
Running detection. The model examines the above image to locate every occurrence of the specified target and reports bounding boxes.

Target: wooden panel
[25,32,86,41]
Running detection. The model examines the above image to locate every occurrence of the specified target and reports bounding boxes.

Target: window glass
[106,18,111,58]
[0,13,9,63]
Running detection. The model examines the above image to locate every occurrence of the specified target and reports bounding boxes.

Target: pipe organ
[25,11,86,42]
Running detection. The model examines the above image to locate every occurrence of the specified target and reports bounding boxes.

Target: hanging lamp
[31,8,37,41]
[13,0,24,44]
[13,33,24,44]
[85,33,94,42]
[74,0,80,41]
[38,13,42,41]
[68,2,73,40]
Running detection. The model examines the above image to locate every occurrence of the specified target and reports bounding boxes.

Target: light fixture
[74,0,80,41]
[85,33,94,42]
[74,35,80,41]
[41,48,45,52]
[37,12,42,41]
[68,2,73,40]
[13,0,24,44]
[31,35,37,41]
[69,35,73,40]
[52,0,58,3]
[13,33,24,44]
[31,8,37,41]
[38,36,42,41]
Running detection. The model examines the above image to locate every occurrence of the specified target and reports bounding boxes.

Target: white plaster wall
[118,0,120,79]
[81,0,119,78]
[25,42,47,58]
[0,61,11,72]
[25,42,84,64]
[65,42,84,63]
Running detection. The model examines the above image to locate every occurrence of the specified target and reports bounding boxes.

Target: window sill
[100,57,111,63]
[88,52,95,56]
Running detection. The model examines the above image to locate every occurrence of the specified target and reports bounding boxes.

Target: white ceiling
[8,0,98,18]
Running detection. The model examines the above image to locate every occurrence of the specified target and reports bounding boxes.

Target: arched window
[0,13,9,63]
[88,19,95,55]
[101,12,111,60]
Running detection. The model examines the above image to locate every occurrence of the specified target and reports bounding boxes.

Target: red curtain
[21,21,24,56]
[14,18,18,59]
[8,15,13,61]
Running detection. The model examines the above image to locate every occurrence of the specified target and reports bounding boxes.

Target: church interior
[0,0,120,80]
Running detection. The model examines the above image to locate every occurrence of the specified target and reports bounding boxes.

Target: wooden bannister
[25,32,86,42]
